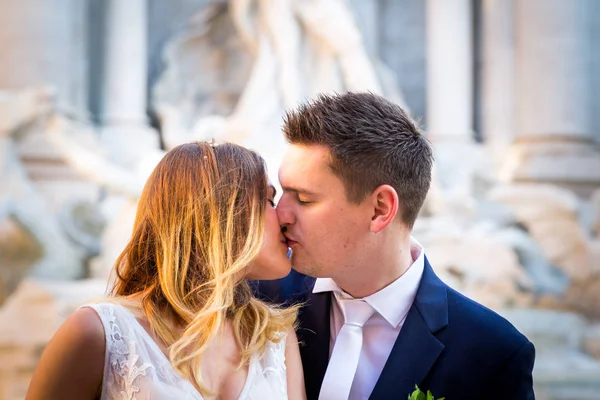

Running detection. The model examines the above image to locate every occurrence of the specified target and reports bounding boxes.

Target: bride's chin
[244,257,292,280]
[272,258,292,279]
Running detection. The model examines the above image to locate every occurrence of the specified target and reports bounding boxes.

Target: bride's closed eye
[268,199,276,208]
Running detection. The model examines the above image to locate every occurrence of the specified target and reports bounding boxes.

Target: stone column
[481,0,516,174]
[0,0,88,120]
[100,0,159,168]
[510,0,600,195]
[349,0,379,57]
[426,0,479,209]
[593,0,600,146]
[426,0,473,143]
[0,0,97,209]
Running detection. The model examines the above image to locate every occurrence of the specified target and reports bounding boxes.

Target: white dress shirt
[312,237,425,400]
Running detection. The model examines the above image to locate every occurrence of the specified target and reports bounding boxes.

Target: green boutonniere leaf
[408,385,445,400]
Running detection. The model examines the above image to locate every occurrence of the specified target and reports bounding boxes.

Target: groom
[258,92,535,399]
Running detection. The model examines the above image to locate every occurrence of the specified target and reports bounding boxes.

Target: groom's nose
[276,195,295,227]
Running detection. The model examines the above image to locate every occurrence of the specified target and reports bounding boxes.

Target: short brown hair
[283,92,433,228]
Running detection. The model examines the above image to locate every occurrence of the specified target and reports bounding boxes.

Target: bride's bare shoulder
[26,307,105,399]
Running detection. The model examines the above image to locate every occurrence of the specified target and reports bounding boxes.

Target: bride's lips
[280,237,288,248]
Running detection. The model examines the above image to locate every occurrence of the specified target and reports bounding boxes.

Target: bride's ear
[369,185,399,233]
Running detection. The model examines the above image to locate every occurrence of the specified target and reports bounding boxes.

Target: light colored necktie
[319,296,375,400]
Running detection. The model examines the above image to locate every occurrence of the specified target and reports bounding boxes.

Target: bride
[26,141,305,399]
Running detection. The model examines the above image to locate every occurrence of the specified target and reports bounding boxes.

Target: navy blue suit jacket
[255,257,535,400]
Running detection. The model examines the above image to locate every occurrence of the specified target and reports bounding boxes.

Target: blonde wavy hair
[110,142,297,395]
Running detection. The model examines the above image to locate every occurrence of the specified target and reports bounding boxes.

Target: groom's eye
[297,196,311,206]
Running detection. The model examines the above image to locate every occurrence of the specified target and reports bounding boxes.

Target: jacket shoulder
[444,287,530,354]
[252,270,313,304]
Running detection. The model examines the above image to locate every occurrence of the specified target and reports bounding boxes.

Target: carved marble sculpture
[152,0,407,184]
[0,87,87,303]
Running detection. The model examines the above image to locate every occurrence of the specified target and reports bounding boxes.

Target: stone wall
[592,0,600,144]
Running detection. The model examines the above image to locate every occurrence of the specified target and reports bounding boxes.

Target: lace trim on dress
[99,305,154,400]
[84,303,290,400]
[240,332,288,399]
[263,337,288,398]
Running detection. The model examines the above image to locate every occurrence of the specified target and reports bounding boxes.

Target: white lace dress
[83,303,288,400]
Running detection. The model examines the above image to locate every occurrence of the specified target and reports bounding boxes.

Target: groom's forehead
[280,155,327,191]
[280,145,329,172]
[279,165,343,201]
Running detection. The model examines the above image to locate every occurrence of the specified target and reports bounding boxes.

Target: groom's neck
[334,237,414,299]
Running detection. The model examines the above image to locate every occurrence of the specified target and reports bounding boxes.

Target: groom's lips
[284,234,299,247]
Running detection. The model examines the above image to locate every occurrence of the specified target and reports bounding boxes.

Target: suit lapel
[298,278,331,400]
[369,305,445,398]
[370,258,448,399]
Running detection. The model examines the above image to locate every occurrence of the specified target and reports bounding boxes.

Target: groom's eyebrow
[281,185,317,196]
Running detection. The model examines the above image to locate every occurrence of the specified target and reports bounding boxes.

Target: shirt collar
[312,237,425,328]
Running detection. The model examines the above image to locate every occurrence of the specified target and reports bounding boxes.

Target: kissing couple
[27,92,535,400]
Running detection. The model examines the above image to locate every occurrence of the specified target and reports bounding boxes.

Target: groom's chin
[290,260,320,278]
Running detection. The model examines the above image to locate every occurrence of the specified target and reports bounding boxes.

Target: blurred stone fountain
[0,87,109,399]
[0,0,599,399]
[152,0,408,185]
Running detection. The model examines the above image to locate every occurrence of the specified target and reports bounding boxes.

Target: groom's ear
[368,185,399,233]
